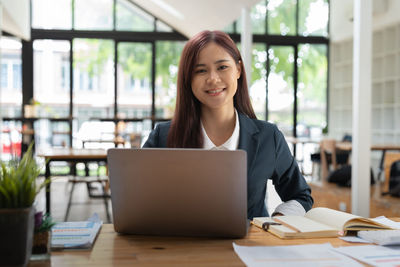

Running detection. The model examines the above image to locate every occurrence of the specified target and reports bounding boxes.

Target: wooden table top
[82,136,126,145]
[37,148,107,160]
[336,142,400,151]
[28,224,377,266]
[285,136,321,145]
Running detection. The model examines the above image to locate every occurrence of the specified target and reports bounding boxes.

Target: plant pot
[0,207,35,266]
[31,231,51,261]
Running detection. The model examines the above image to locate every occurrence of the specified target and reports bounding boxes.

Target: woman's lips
[206,88,225,95]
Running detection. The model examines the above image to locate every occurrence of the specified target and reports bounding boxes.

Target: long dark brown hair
[167,30,256,148]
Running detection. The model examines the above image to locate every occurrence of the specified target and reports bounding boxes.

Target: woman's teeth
[208,88,224,94]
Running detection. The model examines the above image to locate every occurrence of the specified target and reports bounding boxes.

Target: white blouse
[201,109,240,150]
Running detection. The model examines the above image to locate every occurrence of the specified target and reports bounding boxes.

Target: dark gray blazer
[143,112,313,219]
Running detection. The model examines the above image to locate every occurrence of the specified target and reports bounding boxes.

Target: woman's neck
[201,106,236,147]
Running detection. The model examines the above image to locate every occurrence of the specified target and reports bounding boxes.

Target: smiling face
[191,42,241,113]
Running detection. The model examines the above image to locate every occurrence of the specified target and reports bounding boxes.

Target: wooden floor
[35,177,113,223]
[310,180,400,217]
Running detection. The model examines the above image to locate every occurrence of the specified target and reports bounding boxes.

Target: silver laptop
[107,148,248,238]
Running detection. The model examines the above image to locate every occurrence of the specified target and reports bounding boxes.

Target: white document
[339,236,372,243]
[51,213,103,249]
[371,216,400,230]
[233,243,363,267]
[334,245,400,267]
[358,230,400,245]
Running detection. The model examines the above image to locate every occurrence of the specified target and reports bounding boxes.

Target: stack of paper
[358,230,400,246]
[51,213,103,249]
[334,245,400,266]
[233,243,363,267]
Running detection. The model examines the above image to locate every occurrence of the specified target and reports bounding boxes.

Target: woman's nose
[207,70,220,83]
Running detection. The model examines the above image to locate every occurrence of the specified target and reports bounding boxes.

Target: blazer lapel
[237,113,260,172]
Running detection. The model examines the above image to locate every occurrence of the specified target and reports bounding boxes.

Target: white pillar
[352,0,372,217]
[241,7,252,90]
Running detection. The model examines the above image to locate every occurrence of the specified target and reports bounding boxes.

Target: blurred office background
[0,0,330,156]
[1,0,400,221]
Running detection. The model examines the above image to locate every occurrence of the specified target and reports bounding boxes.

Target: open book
[252,207,393,239]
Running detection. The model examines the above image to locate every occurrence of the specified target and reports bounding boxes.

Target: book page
[274,216,338,233]
[304,207,360,230]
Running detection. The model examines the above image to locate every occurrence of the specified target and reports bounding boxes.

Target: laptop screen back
[107,148,248,238]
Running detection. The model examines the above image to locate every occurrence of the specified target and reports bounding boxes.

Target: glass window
[156,20,173,32]
[250,43,267,120]
[0,36,22,117]
[117,42,152,118]
[73,39,114,148]
[299,0,329,37]
[267,0,296,35]
[155,41,185,119]
[1,64,8,88]
[50,121,71,147]
[223,23,235,34]
[297,44,327,136]
[267,46,294,136]
[116,0,155,31]
[252,1,267,34]
[61,60,70,90]
[12,64,21,89]
[236,1,267,35]
[33,40,70,118]
[31,0,72,29]
[74,0,113,30]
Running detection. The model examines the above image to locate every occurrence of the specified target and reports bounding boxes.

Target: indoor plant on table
[31,211,56,260]
[0,144,48,266]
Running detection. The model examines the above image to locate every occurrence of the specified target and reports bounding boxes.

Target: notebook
[107,148,248,238]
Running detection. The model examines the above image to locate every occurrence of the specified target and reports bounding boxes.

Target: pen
[262,221,281,231]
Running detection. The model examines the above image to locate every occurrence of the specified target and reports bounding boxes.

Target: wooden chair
[320,139,338,180]
[383,152,400,193]
[319,138,352,181]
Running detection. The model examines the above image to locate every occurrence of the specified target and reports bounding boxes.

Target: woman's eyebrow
[195,59,230,67]
[214,59,230,64]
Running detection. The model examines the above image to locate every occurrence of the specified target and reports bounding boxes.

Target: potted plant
[0,144,48,266]
[31,212,56,260]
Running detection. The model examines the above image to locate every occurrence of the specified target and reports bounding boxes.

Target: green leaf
[0,142,47,208]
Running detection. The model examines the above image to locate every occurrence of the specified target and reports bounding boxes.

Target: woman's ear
[236,60,242,79]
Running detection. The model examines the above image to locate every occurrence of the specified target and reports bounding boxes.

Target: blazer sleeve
[142,124,161,148]
[271,126,314,212]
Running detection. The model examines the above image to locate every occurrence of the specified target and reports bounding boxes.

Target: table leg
[45,160,51,214]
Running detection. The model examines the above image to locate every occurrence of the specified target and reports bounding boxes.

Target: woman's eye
[218,65,229,70]
[195,69,206,74]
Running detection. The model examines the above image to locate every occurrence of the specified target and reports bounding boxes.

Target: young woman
[143,30,313,219]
